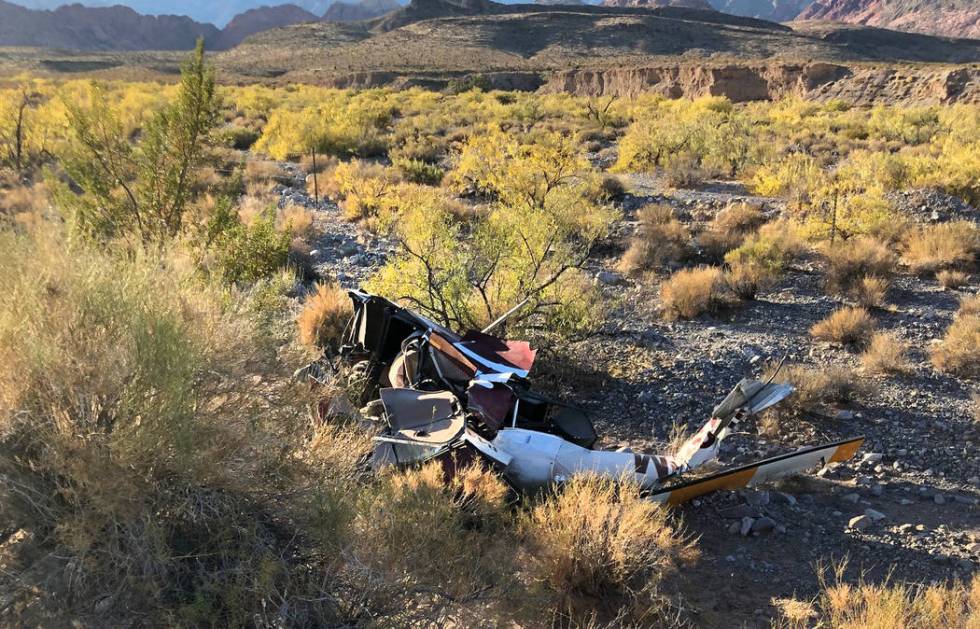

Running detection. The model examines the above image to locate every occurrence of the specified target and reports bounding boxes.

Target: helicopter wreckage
[301,290,864,504]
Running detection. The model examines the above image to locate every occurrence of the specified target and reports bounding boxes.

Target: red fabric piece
[459,330,536,373]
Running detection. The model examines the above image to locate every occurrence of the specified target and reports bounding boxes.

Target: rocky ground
[273,164,978,627]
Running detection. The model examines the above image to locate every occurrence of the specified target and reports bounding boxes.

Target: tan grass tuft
[617,204,689,274]
[520,474,697,621]
[810,306,876,346]
[937,269,970,290]
[902,220,979,275]
[277,203,315,239]
[698,202,766,260]
[930,305,980,378]
[854,276,890,309]
[860,331,911,375]
[297,282,353,353]
[824,236,896,297]
[660,265,733,320]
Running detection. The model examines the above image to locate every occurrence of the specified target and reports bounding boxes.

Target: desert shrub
[722,220,805,296]
[810,306,876,346]
[596,174,626,200]
[393,157,444,186]
[725,259,776,299]
[937,269,970,290]
[617,204,689,274]
[53,42,219,244]
[698,202,765,261]
[614,98,754,180]
[371,130,614,335]
[775,567,979,629]
[255,93,392,161]
[217,124,260,150]
[930,306,980,378]
[212,213,291,283]
[0,226,343,625]
[276,203,315,238]
[520,474,696,623]
[823,237,896,297]
[297,281,353,354]
[328,159,402,223]
[860,331,912,375]
[902,220,979,275]
[660,265,733,320]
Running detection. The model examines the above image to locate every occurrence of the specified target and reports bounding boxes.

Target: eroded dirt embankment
[538,63,980,105]
[315,63,980,105]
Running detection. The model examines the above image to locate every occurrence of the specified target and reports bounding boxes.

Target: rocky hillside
[797,0,980,40]
[323,0,401,21]
[215,4,318,48]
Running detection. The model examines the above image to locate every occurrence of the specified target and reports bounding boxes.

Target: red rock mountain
[796,0,980,40]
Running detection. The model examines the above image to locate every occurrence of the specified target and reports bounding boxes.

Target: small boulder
[848,515,873,531]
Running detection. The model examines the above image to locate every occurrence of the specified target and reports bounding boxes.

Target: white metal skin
[487,429,677,490]
[477,381,796,492]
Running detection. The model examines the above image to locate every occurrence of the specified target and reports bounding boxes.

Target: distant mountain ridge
[0,0,402,50]
[602,0,714,10]
[0,1,220,50]
[323,0,400,21]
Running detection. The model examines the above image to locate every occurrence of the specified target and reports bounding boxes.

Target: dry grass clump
[930,300,980,378]
[617,204,690,274]
[245,158,286,184]
[810,306,876,347]
[659,265,733,320]
[860,331,912,375]
[297,281,353,353]
[520,474,697,623]
[959,293,980,317]
[937,269,971,290]
[699,202,766,260]
[352,462,513,603]
[902,220,979,275]
[766,364,867,420]
[823,236,896,298]
[854,276,890,309]
[0,182,46,217]
[775,567,980,629]
[277,203,315,238]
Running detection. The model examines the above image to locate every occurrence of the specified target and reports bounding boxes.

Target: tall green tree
[56,39,219,244]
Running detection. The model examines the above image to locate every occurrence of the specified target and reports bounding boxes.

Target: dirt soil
[272,161,979,627]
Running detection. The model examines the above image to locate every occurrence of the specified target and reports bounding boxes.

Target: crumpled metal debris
[303,290,864,504]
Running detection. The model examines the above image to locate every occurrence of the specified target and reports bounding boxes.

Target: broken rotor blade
[650,436,865,506]
[746,383,795,416]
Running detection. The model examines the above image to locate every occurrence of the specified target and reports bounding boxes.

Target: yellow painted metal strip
[666,467,758,506]
[829,438,864,463]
